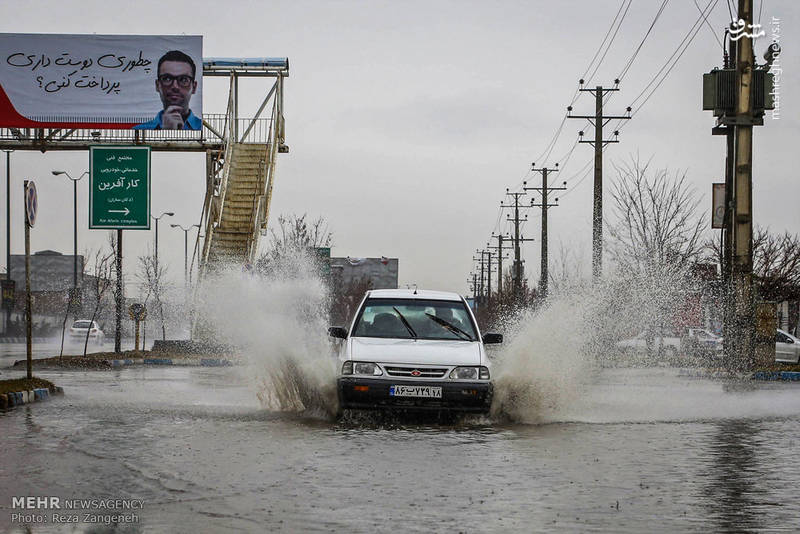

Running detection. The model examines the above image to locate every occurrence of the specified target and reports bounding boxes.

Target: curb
[0,387,63,410]
[104,358,237,367]
[752,371,800,381]
[0,338,52,344]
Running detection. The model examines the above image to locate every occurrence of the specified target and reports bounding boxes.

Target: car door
[775,331,799,363]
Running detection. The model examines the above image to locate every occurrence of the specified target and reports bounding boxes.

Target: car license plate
[389,385,442,398]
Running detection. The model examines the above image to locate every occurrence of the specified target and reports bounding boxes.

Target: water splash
[490,284,594,424]
[194,253,338,418]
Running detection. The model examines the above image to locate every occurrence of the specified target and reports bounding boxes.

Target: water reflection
[702,420,766,532]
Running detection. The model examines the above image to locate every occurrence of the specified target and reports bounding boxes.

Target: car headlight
[341,361,353,375]
[449,366,490,380]
[347,361,383,376]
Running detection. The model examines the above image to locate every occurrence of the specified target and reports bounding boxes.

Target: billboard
[0,34,202,130]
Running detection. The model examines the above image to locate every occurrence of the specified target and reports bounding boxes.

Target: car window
[777,331,793,344]
[73,321,92,328]
[353,298,477,341]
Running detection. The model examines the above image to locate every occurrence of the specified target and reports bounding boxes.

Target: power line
[627,0,719,114]
[694,0,725,50]
[585,0,633,86]
[618,0,671,81]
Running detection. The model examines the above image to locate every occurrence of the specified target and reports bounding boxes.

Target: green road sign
[89,146,150,229]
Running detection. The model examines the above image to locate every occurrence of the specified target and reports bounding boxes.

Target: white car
[69,320,105,344]
[615,329,681,357]
[330,289,501,414]
[775,328,800,364]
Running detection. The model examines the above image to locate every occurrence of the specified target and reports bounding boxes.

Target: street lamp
[151,211,174,271]
[170,223,201,286]
[51,170,88,291]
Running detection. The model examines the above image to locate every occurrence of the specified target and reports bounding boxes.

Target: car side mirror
[482,332,503,344]
[328,326,348,339]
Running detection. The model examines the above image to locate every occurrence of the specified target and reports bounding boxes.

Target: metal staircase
[206,143,268,264]
[198,68,285,272]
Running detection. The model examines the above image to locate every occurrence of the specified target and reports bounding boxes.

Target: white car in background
[329,289,501,415]
[615,329,681,358]
[69,320,105,344]
[775,329,800,364]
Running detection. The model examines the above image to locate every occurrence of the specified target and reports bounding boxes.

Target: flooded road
[2,365,800,533]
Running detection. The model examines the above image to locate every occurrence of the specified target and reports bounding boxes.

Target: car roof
[366,289,464,302]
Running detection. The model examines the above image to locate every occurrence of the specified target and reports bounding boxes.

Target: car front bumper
[337,377,492,413]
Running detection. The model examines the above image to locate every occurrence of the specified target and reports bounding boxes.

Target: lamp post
[3,150,12,334]
[170,223,201,286]
[151,211,174,272]
[51,170,88,291]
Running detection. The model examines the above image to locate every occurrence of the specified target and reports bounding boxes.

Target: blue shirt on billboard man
[134,50,201,130]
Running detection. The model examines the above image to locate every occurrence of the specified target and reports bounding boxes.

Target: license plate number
[389,385,442,398]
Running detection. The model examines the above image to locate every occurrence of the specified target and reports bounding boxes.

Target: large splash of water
[194,253,338,418]
[194,252,714,425]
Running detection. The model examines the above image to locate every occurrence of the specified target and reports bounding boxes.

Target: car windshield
[73,321,93,329]
[353,298,477,341]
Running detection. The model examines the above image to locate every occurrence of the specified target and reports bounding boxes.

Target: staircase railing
[200,74,237,267]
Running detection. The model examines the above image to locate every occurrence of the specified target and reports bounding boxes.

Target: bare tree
[258,213,332,273]
[606,155,708,355]
[83,249,114,357]
[136,248,169,341]
[707,226,800,302]
[608,155,706,273]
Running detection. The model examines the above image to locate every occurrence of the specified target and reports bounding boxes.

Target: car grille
[384,366,447,378]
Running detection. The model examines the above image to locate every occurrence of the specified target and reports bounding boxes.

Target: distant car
[615,329,681,357]
[775,328,800,364]
[684,327,723,354]
[330,289,501,415]
[69,320,105,344]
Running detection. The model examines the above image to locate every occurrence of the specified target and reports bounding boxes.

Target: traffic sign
[25,181,37,227]
[89,146,150,229]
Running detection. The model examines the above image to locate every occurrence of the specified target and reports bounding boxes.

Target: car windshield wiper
[392,307,417,339]
[425,313,473,341]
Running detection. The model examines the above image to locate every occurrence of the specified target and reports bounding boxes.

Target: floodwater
[2,365,800,533]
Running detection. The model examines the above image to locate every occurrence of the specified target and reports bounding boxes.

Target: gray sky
[1,0,798,296]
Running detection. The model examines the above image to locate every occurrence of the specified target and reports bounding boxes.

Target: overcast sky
[1,0,798,297]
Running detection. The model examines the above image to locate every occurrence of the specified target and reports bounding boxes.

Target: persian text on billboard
[0,34,202,130]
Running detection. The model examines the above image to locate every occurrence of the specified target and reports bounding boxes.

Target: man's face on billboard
[155,60,197,114]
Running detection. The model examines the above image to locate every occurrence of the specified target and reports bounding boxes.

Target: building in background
[329,257,399,325]
[330,257,398,290]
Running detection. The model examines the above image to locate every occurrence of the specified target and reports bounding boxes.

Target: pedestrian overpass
[0,57,290,276]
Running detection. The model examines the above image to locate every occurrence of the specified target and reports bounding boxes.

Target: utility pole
[525,163,566,299]
[732,0,756,366]
[4,150,12,333]
[473,251,491,307]
[567,80,630,280]
[488,233,513,300]
[501,190,534,298]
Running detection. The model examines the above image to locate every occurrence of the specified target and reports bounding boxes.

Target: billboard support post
[115,229,122,354]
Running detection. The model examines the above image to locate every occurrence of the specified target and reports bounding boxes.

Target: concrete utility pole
[473,251,490,306]
[732,0,756,365]
[567,80,630,280]
[525,163,566,299]
[501,190,534,298]
[115,230,123,354]
[488,233,513,300]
